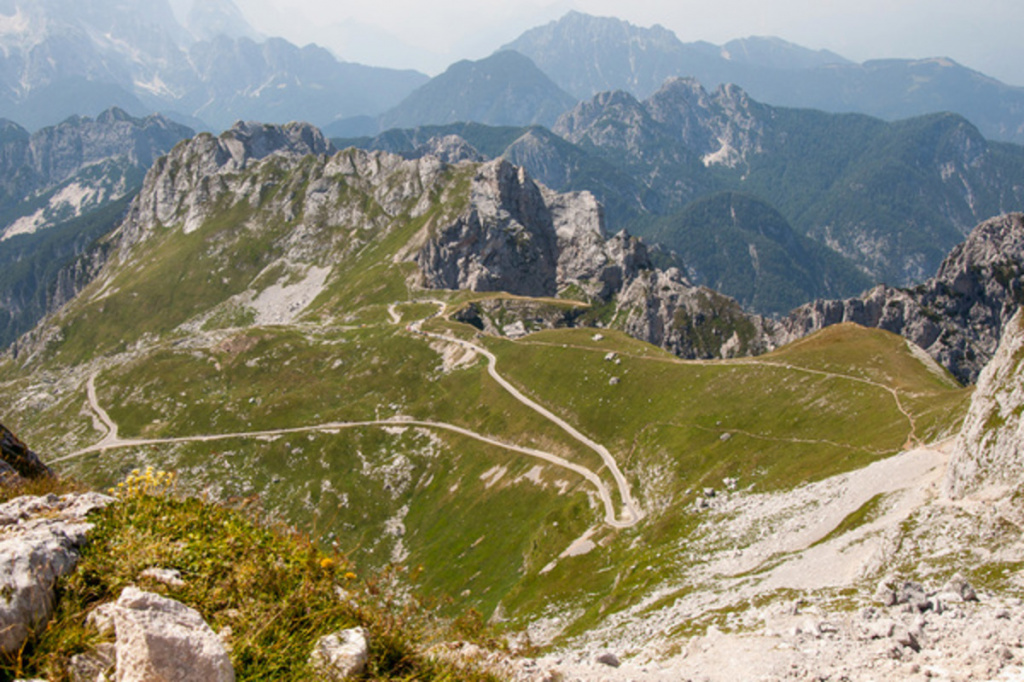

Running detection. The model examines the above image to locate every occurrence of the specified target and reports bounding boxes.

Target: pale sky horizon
[226,0,1024,87]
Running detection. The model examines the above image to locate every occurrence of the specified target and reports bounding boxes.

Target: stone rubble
[493,575,1024,681]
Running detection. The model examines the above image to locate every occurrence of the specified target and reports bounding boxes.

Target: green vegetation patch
[3,478,501,681]
[811,492,888,548]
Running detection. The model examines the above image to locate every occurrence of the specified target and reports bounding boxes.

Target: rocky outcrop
[616,268,775,359]
[454,298,585,337]
[415,160,560,297]
[0,423,52,480]
[416,159,651,302]
[780,213,1024,384]
[946,307,1024,498]
[115,121,450,256]
[0,492,114,655]
[109,587,235,682]
[123,119,333,241]
[309,627,369,680]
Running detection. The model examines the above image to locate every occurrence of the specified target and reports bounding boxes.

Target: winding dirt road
[403,300,642,526]
[61,302,643,529]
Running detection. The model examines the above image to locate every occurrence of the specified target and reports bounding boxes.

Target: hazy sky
[232,0,1024,86]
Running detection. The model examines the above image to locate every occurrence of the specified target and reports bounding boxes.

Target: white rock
[139,567,186,588]
[943,573,978,602]
[87,602,119,636]
[867,619,897,640]
[0,492,113,655]
[112,587,234,682]
[69,641,116,682]
[947,308,1024,497]
[310,627,369,680]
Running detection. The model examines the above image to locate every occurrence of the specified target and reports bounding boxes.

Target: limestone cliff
[414,160,560,297]
[946,308,1024,498]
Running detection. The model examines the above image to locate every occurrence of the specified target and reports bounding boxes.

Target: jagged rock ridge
[20,120,1024,379]
[8,119,780,367]
[780,213,1024,384]
[0,107,193,226]
[346,80,1024,307]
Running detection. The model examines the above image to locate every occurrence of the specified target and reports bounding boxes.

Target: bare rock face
[416,158,653,303]
[781,213,1024,384]
[415,159,560,297]
[112,587,235,682]
[616,268,775,360]
[0,492,114,655]
[645,79,768,168]
[946,307,1024,498]
[411,135,483,164]
[0,108,193,209]
[122,120,335,244]
[0,423,52,479]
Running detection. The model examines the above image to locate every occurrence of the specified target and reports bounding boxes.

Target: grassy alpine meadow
[0,307,973,643]
[489,322,971,495]
[54,427,599,622]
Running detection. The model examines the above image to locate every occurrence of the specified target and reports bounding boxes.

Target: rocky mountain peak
[411,135,483,164]
[376,50,577,131]
[650,77,710,105]
[937,213,1024,287]
[416,159,559,297]
[554,90,647,141]
[222,120,334,165]
[121,120,335,243]
[645,78,766,165]
[21,108,194,190]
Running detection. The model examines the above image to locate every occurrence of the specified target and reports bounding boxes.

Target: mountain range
[0,0,427,131]
[503,11,1024,145]
[0,108,193,348]
[3,0,1023,160]
[3,7,1024,680]
[339,78,1024,314]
